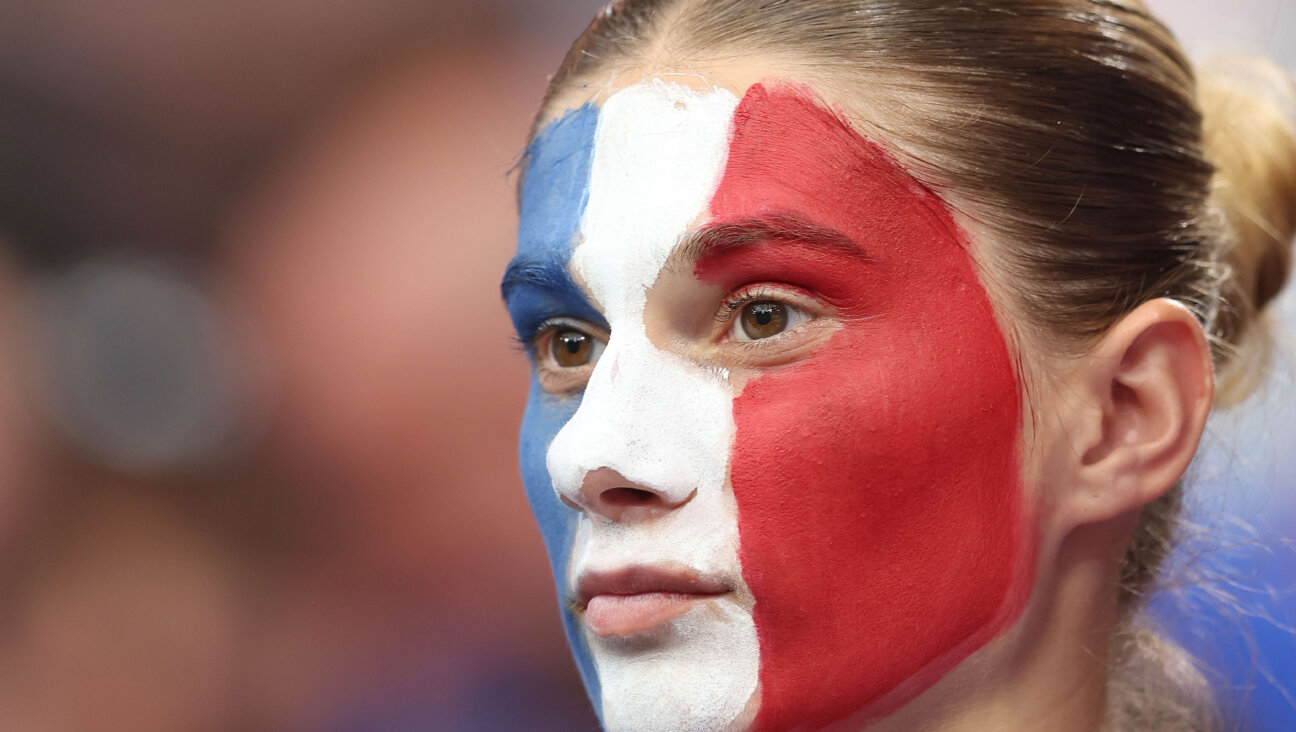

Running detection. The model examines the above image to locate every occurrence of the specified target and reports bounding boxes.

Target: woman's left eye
[731,299,810,342]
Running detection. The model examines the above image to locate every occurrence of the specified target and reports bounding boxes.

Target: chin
[589,598,761,732]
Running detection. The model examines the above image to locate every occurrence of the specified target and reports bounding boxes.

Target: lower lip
[584,592,724,637]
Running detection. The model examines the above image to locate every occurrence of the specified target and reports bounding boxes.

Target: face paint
[507,81,762,731]
[550,81,761,732]
[505,102,604,704]
[695,84,1031,730]
[505,79,1031,732]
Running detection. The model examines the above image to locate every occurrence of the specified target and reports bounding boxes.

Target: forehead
[567,81,739,318]
[518,69,811,262]
[515,77,962,278]
[518,79,739,238]
[517,102,599,267]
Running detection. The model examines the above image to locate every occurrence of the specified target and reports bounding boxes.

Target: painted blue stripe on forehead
[505,103,603,338]
[517,103,598,265]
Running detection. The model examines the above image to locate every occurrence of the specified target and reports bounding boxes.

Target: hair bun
[1199,57,1296,322]
[1198,57,1296,401]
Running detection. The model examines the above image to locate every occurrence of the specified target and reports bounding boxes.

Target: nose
[562,467,696,522]
[545,334,732,525]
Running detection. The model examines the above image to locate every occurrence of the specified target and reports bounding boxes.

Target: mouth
[575,565,733,638]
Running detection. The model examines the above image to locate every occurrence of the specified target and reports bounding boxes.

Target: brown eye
[532,320,606,395]
[739,301,789,340]
[551,328,597,367]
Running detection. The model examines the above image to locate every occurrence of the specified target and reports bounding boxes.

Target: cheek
[519,384,578,563]
[518,383,603,709]
[731,272,1031,730]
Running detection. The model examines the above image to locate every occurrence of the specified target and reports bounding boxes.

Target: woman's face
[503,74,1035,731]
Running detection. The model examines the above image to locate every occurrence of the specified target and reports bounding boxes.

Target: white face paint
[545,81,760,731]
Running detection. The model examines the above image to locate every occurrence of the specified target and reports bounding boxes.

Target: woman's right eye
[550,328,602,368]
[533,320,607,393]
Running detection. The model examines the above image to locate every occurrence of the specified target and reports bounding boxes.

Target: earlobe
[1056,299,1215,528]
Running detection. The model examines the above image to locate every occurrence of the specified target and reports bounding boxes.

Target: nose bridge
[546,331,734,513]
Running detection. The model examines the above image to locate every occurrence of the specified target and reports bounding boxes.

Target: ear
[1051,299,1215,528]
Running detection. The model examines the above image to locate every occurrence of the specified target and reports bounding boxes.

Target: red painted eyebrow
[666,212,871,274]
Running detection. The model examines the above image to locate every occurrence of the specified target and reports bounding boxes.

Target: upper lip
[575,565,732,607]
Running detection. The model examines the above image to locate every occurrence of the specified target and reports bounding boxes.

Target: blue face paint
[503,103,607,338]
[503,103,603,714]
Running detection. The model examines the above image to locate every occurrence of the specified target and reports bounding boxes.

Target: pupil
[553,329,592,368]
[741,301,788,340]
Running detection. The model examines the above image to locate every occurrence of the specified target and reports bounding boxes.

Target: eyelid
[716,284,820,332]
[530,317,608,353]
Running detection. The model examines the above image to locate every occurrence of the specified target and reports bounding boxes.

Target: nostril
[599,486,660,507]
[569,468,693,521]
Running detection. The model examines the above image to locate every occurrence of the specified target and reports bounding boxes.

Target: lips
[576,566,732,638]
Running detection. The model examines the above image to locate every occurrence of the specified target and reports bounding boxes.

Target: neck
[846,515,1133,732]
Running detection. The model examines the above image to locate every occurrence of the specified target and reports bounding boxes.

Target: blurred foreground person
[216,39,593,730]
[0,3,599,729]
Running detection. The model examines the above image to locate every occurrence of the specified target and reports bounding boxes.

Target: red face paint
[696,84,1033,731]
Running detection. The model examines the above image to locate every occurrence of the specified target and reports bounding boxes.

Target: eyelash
[511,331,536,357]
[715,289,760,325]
[527,317,591,356]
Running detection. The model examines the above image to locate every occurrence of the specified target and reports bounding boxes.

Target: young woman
[501,1,1296,730]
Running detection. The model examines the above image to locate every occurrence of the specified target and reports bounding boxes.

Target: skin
[523,61,1216,732]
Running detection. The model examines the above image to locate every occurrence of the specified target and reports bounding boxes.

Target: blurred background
[0,1,1290,730]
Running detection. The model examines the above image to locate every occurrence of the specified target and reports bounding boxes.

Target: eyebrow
[502,212,869,301]
[666,211,871,273]
[500,256,570,302]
